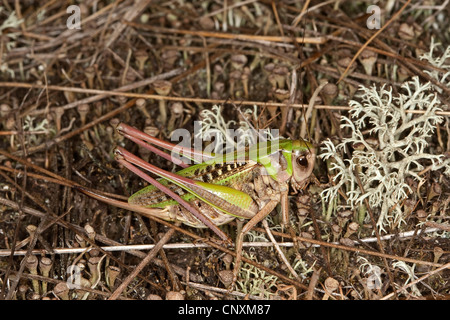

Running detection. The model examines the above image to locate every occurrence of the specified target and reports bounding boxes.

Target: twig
[271,1,285,37]
[262,220,299,280]
[0,225,441,257]
[1,82,448,116]
[183,280,264,300]
[306,267,321,300]
[125,22,326,44]
[108,228,176,300]
[291,0,334,27]
[104,0,153,48]
[424,221,450,232]
[300,81,327,138]
[380,262,450,300]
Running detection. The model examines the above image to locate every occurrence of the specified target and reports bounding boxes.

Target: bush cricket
[82,122,316,288]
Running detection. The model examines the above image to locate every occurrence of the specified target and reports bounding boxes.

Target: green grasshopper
[92,123,315,287]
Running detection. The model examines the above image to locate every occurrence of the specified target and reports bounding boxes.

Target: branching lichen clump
[420,39,450,93]
[0,8,24,77]
[320,75,449,233]
[195,105,277,154]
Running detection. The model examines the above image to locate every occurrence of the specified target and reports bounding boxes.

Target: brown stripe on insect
[194,161,254,183]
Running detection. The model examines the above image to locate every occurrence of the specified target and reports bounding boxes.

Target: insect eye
[296,156,308,167]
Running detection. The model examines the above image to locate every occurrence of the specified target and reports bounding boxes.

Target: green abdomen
[128,160,256,208]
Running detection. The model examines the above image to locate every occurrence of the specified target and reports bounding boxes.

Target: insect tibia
[170,199,236,228]
[113,147,125,159]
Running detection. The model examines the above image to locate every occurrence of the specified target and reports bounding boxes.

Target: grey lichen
[0,8,23,49]
[195,105,277,155]
[320,75,449,233]
[420,39,450,93]
[236,252,278,299]
[0,8,24,78]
